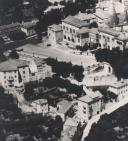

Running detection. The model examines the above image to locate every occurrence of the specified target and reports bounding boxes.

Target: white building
[62,16,90,48]
[31,99,48,114]
[48,24,63,45]
[0,59,30,90]
[108,79,128,101]
[77,91,103,121]
[98,27,128,50]
[56,100,77,121]
[21,20,38,36]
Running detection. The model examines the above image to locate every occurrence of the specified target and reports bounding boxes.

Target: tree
[9,50,19,59]
[9,31,26,41]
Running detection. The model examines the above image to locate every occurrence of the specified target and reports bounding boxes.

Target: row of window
[63,25,76,34]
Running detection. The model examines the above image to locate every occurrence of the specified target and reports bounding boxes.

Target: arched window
[64,35,66,39]
[68,37,70,41]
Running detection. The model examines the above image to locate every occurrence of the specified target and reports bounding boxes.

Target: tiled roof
[57,100,73,114]
[62,16,90,28]
[110,79,128,88]
[32,99,48,105]
[0,59,29,72]
[98,27,120,36]
[22,21,37,29]
[116,33,128,41]
[75,12,95,21]
[48,24,62,32]
[78,95,92,103]
[78,90,102,103]
[77,27,90,35]
[0,23,21,34]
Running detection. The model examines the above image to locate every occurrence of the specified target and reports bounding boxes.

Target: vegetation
[85,104,128,141]
[45,58,84,82]
[8,31,26,41]
[76,43,98,51]
[0,85,63,140]
[9,50,19,59]
[95,48,128,79]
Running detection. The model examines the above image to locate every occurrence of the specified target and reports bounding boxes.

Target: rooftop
[48,24,62,32]
[78,90,102,103]
[75,12,95,21]
[21,20,38,29]
[32,99,48,105]
[0,23,21,34]
[98,27,120,36]
[110,79,128,88]
[77,27,98,35]
[0,59,29,72]
[62,16,90,28]
[57,100,73,114]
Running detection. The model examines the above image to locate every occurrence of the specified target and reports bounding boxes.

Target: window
[66,27,68,31]
[15,75,17,78]
[23,71,25,74]
[68,37,70,41]
[73,29,75,33]
[78,39,80,43]
[63,26,65,29]
[64,35,66,39]
[4,76,6,79]
[70,28,72,33]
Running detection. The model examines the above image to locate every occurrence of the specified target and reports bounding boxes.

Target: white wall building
[0,59,30,90]
[108,79,128,101]
[31,99,48,114]
[77,91,103,121]
[48,24,63,45]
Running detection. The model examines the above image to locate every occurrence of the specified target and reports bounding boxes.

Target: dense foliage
[45,58,84,82]
[95,48,128,79]
[85,104,128,141]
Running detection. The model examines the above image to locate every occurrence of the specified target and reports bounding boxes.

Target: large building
[77,91,103,121]
[0,59,30,90]
[98,27,128,50]
[62,16,90,48]
[108,79,128,101]
[48,24,63,45]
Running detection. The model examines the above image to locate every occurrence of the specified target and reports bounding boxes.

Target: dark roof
[48,24,62,32]
[98,27,120,36]
[0,23,21,35]
[0,59,29,72]
[62,16,90,28]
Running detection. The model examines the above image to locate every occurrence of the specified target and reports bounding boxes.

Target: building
[31,99,48,114]
[75,12,96,24]
[17,50,52,81]
[108,79,128,101]
[0,59,30,90]
[0,23,21,36]
[48,24,63,45]
[98,27,128,50]
[62,16,90,48]
[56,100,77,121]
[21,20,38,36]
[77,91,103,121]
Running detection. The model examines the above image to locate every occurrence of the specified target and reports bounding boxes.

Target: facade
[62,16,90,48]
[77,91,103,121]
[0,23,21,36]
[56,100,77,121]
[21,20,38,36]
[0,59,30,90]
[98,27,128,50]
[108,79,128,101]
[31,99,48,114]
[48,24,63,45]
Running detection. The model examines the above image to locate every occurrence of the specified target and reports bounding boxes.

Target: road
[18,43,97,67]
